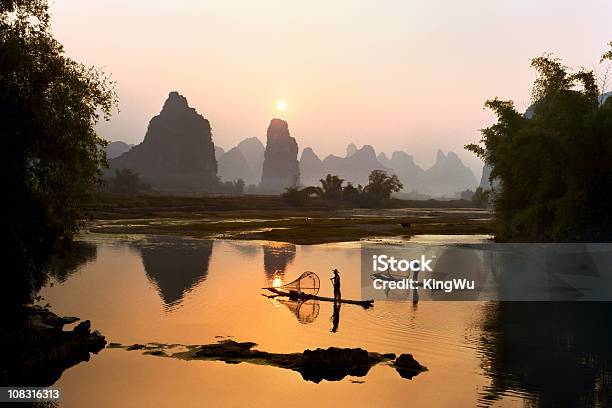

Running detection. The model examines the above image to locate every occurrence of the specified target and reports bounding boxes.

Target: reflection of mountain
[263,242,296,278]
[50,241,97,283]
[138,238,213,308]
[479,303,612,407]
[226,241,259,258]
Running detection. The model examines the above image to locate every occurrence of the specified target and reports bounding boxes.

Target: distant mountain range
[216,137,265,185]
[105,91,481,197]
[106,141,133,159]
[218,139,478,197]
[301,144,477,197]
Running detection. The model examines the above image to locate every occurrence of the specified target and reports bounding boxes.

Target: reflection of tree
[263,242,296,278]
[479,302,612,407]
[49,241,97,283]
[430,246,482,300]
[138,238,213,309]
[278,299,320,324]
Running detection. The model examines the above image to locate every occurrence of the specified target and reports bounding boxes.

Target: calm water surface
[41,235,611,407]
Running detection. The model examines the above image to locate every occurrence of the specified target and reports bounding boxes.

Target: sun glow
[276,100,287,112]
[272,274,283,288]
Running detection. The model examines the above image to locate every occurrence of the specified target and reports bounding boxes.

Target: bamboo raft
[263,287,374,308]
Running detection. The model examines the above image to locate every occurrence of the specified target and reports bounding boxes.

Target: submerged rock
[117,339,427,383]
[393,353,428,379]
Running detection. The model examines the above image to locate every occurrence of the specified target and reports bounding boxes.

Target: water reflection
[479,302,612,407]
[331,302,341,333]
[278,299,320,324]
[49,241,97,283]
[137,237,213,309]
[225,241,259,258]
[263,242,296,278]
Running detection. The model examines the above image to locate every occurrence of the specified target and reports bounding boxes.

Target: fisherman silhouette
[330,269,341,301]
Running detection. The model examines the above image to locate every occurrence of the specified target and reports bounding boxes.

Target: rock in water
[393,353,428,379]
[260,119,300,194]
[109,91,218,191]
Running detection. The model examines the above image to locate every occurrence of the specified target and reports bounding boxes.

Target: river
[40,234,611,407]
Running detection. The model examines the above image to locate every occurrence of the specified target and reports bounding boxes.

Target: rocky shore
[0,306,106,386]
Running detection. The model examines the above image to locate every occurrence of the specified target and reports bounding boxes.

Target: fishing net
[280,271,320,296]
[279,299,320,324]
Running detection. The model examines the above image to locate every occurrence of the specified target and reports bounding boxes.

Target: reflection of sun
[272,274,283,288]
[276,100,287,112]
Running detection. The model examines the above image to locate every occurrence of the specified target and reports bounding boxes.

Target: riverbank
[0,306,106,386]
[85,194,493,244]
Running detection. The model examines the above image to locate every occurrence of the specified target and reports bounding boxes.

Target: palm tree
[318,174,344,200]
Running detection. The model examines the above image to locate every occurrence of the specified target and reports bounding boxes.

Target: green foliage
[1,0,116,306]
[601,41,612,63]
[342,182,361,203]
[466,45,612,241]
[281,186,309,206]
[317,174,345,200]
[339,170,403,207]
[109,169,141,194]
[471,187,490,208]
[359,170,403,207]
[221,178,245,195]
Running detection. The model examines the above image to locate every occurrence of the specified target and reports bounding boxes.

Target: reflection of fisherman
[330,269,341,301]
[331,301,341,333]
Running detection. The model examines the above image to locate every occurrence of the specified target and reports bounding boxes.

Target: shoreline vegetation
[85,194,493,245]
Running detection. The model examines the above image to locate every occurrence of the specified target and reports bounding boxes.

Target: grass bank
[85,194,493,244]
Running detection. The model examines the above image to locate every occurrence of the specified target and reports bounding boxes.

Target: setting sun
[276,100,287,112]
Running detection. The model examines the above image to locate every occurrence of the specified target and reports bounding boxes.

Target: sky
[49,0,612,177]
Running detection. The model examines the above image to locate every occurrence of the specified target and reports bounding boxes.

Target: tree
[1,0,116,307]
[344,170,404,207]
[317,174,344,200]
[110,169,140,194]
[466,43,612,241]
[471,187,490,208]
[282,187,309,206]
[342,182,361,203]
[233,178,245,195]
[364,170,403,199]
